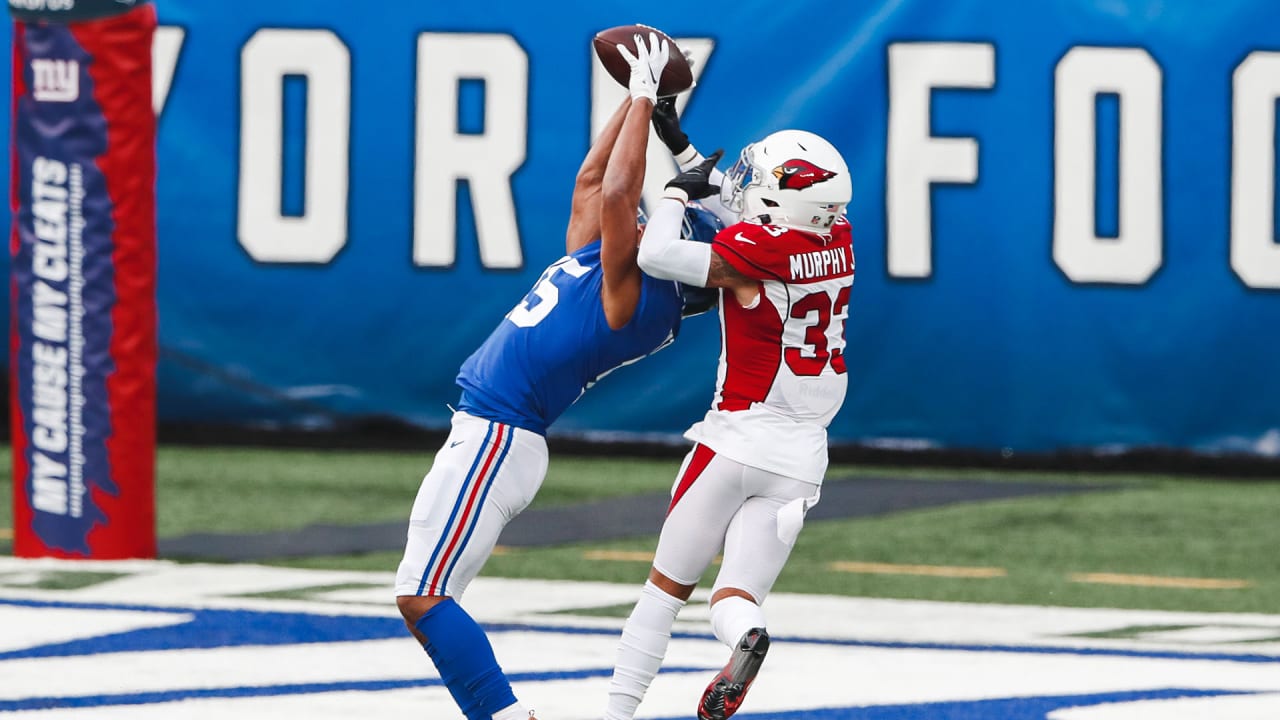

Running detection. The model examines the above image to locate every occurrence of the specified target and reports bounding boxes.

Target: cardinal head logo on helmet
[772,159,837,190]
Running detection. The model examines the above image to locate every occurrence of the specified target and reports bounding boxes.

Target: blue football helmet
[678,203,723,317]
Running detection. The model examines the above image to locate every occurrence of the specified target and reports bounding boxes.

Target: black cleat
[697,627,770,720]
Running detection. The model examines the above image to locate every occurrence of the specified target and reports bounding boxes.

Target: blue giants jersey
[456,240,683,434]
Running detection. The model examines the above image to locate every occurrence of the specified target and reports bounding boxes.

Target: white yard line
[1,558,1278,719]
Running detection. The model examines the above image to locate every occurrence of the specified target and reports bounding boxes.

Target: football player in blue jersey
[393,33,718,720]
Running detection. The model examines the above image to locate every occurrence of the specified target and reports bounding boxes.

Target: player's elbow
[638,256,674,281]
[637,240,676,281]
[575,165,603,194]
[600,181,636,215]
[637,241,660,275]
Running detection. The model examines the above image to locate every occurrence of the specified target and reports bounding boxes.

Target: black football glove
[665,149,723,200]
[651,96,691,156]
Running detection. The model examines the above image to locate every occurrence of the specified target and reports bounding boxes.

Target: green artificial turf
[151,445,680,535]
[2,444,1278,613]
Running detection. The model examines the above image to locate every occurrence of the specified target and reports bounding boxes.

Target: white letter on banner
[238,29,350,263]
[1054,47,1162,284]
[590,37,715,214]
[1232,52,1280,289]
[887,42,994,278]
[152,25,184,116]
[415,33,527,269]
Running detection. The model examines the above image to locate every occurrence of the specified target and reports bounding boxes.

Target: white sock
[710,595,766,648]
[493,702,528,720]
[604,581,686,720]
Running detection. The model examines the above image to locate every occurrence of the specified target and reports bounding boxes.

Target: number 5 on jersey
[507,256,592,327]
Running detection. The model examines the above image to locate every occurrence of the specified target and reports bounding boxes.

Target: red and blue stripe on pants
[416,421,514,596]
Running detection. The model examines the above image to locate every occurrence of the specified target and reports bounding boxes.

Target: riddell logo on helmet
[772,159,837,190]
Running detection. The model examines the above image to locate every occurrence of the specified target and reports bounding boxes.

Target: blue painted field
[2,559,1278,718]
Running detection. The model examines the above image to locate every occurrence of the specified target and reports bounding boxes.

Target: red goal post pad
[10,0,157,558]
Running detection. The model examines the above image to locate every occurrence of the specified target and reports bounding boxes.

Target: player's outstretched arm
[566,98,631,254]
[651,96,735,227]
[638,151,750,293]
[599,33,666,330]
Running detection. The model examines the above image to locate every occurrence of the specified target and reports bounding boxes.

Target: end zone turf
[1,558,1278,718]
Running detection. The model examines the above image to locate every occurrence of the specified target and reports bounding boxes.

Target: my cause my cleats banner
[10,1,156,557]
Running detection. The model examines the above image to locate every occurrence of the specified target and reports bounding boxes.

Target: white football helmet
[720,129,851,231]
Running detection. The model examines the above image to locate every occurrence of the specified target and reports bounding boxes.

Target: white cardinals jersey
[684,216,854,484]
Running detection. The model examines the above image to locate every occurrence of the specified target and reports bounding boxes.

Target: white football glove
[616,31,669,103]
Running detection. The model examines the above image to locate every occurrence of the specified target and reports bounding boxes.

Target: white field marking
[7,632,1280,718]
[830,560,1008,578]
[1137,625,1280,645]
[1070,572,1254,589]
[0,605,191,654]
[2,558,1278,654]
[1,558,1279,719]
[1051,692,1280,720]
[3,638,424,701]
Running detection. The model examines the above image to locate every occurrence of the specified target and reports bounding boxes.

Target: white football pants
[654,443,821,604]
[395,411,547,599]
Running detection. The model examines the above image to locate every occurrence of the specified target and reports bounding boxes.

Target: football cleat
[697,627,770,720]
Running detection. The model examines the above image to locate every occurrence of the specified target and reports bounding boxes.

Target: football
[592,24,693,97]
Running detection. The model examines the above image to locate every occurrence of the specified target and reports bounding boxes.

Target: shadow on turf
[158,475,1118,562]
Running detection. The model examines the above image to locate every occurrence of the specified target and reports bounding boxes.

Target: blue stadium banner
[3,0,1278,457]
[10,2,157,557]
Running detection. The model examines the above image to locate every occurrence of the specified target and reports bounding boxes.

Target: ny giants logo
[31,59,79,103]
[772,158,837,190]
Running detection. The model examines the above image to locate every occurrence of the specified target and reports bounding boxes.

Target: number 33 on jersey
[686,216,854,484]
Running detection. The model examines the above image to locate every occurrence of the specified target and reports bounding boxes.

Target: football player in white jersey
[394,35,708,720]
[603,99,854,720]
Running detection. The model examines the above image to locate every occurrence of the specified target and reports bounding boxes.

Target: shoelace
[701,685,727,717]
